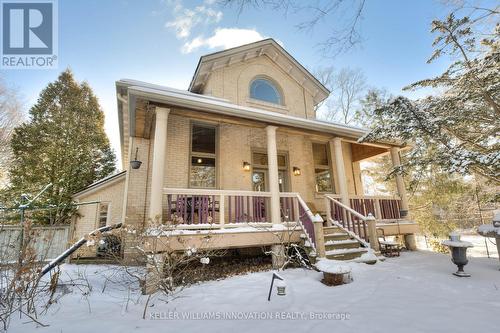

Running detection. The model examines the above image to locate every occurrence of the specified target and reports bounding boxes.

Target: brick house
[71,39,418,262]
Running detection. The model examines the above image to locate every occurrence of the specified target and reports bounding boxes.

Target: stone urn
[441,233,474,277]
[477,210,500,270]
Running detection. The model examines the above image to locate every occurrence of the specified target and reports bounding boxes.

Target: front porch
[140,188,418,260]
[118,86,419,261]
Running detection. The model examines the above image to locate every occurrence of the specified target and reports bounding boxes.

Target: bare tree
[315,67,366,125]
[223,0,366,56]
[0,80,23,187]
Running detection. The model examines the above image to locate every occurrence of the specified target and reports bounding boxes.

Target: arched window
[250,78,283,105]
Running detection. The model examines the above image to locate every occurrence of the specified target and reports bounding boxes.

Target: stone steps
[325,247,368,260]
[325,239,360,250]
[322,224,372,262]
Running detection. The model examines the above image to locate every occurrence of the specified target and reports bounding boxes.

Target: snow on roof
[73,171,126,198]
[118,79,370,140]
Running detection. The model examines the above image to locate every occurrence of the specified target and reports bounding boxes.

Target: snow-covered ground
[9,251,500,333]
[417,234,499,258]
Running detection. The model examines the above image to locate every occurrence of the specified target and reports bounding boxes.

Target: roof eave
[128,85,368,139]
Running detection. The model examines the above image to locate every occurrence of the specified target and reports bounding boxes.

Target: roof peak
[188,38,330,105]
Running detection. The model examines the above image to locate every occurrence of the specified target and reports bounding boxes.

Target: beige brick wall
[158,112,362,213]
[121,136,153,259]
[202,56,316,119]
[71,175,125,257]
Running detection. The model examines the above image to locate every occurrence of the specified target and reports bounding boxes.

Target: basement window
[190,124,217,188]
[313,143,334,193]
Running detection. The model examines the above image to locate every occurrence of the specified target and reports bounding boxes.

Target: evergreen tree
[361,10,499,183]
[7,69,116,224]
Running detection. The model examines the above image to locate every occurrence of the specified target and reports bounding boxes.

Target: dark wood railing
[164,189,272,225]
[326,196,369,243]
[294,194,317,248]
[379,199,402,219]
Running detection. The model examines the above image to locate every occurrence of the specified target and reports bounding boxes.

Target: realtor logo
[1,0,57,68]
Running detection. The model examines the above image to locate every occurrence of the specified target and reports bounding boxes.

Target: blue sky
[0,0,481,167]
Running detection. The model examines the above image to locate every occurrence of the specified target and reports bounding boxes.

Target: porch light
[243,161,251,171]
[130,147,142,169]
[293,167,301,176]
[197,158,203,164]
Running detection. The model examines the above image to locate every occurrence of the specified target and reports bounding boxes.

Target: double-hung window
[312,143,334,193]
[190,124,217,188]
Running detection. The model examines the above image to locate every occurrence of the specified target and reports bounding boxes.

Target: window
[190,124,217,188]
[312,143,334,193]
[98,203,109,228]
[250,78,282,105]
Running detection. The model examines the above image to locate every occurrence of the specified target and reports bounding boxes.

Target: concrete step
[325,247,368,261]
[325,239,360,250]
[323,232,350,241]
[322,226,343,234]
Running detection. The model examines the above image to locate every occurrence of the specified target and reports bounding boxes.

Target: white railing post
[312,214,326,258]
[324,197,332,227]
[374,198,382,220]
[292,197,300,223]
[366,213,380,252]
[219,194,225,228]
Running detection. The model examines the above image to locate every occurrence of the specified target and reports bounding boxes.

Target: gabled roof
[73,171,126,198]
[188,38,330,105]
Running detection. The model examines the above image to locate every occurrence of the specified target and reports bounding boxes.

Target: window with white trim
[312,143,334,193]
[189,123,217,188]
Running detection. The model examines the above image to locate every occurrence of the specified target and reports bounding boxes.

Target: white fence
[0,225,71,263]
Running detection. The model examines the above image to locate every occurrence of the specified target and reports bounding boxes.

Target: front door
[251,151,289,192]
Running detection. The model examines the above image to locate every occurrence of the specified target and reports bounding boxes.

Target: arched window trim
[249,76,284,106]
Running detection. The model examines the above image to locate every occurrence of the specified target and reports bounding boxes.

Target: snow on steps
[324,239,360,250]
[322,226,372,261]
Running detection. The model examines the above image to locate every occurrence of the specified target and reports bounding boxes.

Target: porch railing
[324,194,402,221]
[163,189,318,251]
[164,188,272,225]
[325,195,370,247]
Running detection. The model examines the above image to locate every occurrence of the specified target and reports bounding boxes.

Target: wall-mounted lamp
[130,147,142,169]
[293,167,301,176]
[243,161,251,171]
[197,158,203,164]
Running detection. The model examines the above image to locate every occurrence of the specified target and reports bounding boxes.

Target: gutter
[127,85,368,139]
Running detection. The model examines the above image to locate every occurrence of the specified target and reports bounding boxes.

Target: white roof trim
[121,80,368,139]
[188,39,330,105]
[73,171,126,198]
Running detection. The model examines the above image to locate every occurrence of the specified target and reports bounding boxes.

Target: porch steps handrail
[294,194,318,253]
[324,195,370,248]
[325,195,368,221]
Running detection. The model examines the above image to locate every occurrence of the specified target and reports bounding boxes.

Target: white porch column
[331,138,350,207]
[390,147,409,218]
[149,107,170,222]
[266,125,281,224]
